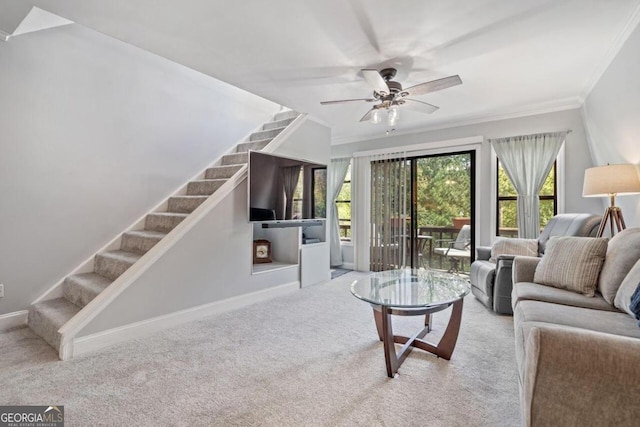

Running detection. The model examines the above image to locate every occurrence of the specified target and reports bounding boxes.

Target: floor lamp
[583,164,640,237]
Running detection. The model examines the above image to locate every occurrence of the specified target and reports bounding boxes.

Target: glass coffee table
[351,268,470,377]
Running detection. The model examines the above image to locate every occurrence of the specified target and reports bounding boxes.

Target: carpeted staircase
[28,110,300,353]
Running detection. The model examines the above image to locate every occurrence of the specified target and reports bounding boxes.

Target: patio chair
[433,225,471,273]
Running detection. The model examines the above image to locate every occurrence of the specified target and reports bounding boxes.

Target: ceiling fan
[320,68,462,125]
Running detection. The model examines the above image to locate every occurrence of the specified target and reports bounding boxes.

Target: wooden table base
[372,298,464,377]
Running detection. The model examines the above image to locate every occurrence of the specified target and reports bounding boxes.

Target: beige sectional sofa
[511,228,640,426]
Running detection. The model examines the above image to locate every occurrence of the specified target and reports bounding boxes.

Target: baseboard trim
[339,263,355,270]
[0,310,28,331]
[71,281,299,358]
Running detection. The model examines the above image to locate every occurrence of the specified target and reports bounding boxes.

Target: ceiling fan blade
[320,98,376,105]
[361,69,389,95]
[404,75,462,96]
[359,108,375,122]
[403,99,439,114]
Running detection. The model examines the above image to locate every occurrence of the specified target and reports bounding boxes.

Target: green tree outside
[415,154,471,228]
[498,163,555,232]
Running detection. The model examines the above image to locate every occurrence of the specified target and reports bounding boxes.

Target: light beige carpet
[0,272,520,426]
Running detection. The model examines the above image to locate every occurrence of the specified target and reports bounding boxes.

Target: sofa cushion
[598,228,640,304]
[512,282,616,312]
[513,300,640,381]
[515,300,640,340]
[490,238,538,262]
[614,258,640,316]
[533,236,608,296]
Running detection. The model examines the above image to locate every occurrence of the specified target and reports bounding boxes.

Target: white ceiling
[4,0,640,144]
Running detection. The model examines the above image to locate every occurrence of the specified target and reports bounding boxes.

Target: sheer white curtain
[491,131,567,238]
[281,166,301,219]
[329,158,351,267]
[369,152,410,271]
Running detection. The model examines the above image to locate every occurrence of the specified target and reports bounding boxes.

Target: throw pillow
[490,238,538,262]
[598,228,640,304]
[613,258,640,316]
[533,236,608,297]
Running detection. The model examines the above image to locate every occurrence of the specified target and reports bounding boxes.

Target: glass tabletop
[350,268,470,308]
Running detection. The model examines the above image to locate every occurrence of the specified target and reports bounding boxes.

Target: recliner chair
[470,213,602,314]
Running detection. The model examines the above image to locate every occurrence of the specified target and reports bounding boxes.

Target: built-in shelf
[261,219,324,229]
[252,261,298,274]
[250,220,328,282]
[302,238,321,244]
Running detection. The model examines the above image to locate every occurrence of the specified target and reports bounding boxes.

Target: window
[496,161,556,237]
[336,164,352,241]
[311,168,327,219]
[292,167,304,219]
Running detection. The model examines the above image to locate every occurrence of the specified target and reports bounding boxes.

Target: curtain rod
[488,129,572,142]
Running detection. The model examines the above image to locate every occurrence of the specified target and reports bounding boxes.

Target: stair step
[187,179,226,196]
[236,139,271,153]
[274,110,299,122]
[94,250,142,280]
[121,230,167,253]
[205,164,243,179]
[28,297,81,351]
[167,195,209,213]
[63,273,113,308]
[249,127,285,142]
[221,152,248,166]
[145,212,189,233]
[263,117,295,130]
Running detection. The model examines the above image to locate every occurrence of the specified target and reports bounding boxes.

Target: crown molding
[580,3,640,100]
[331,97,583,146]
[0,30,10,42]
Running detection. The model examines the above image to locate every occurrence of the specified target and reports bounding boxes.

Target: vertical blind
[370,152,410,271]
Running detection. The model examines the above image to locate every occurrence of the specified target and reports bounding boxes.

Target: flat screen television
[248,151,327,222]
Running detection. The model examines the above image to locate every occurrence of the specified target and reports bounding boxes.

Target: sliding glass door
[370,151,475,273]
[412,151,474,273]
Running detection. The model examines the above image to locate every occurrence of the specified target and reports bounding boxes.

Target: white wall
[77,119,331,336]
[332,109,602,266]
[582,22,640,227]
[0,24,279,315]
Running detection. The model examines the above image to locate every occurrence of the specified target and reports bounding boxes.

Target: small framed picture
[253,239,272,264]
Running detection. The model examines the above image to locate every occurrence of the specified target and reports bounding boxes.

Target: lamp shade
[583,164,640,197]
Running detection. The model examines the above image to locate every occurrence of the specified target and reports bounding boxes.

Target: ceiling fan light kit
[387,106,398,126]
[370,108,382,124]
[321,67,462,127]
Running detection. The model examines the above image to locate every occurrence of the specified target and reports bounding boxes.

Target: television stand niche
[251,221,329,287]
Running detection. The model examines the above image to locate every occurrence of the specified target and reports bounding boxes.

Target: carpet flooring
[0,272,520,426]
